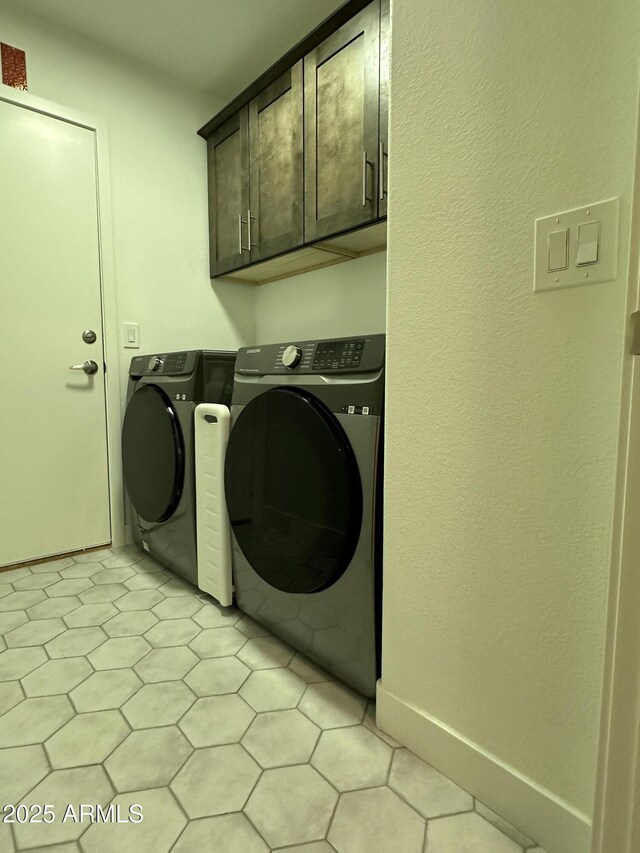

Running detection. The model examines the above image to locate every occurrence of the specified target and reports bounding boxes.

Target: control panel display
[312,339,364,371]
[163,352,188,373]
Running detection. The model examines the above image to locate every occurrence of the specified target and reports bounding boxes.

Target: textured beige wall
[383,0,640,823]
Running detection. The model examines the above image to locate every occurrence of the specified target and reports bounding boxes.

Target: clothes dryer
[224,335,384,696]
[122,350,235,585]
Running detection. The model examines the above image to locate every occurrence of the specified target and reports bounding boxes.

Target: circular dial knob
[148,356,163,372]
[282,345,302,369]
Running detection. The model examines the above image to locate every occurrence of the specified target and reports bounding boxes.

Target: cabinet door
[249,62,304,263]
[304,1,380,243]
[378,0,389,218]
[207,109,250,277]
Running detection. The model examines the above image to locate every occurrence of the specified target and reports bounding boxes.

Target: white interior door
[0,99,111,567]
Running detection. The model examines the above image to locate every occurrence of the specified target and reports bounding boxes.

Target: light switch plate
[123,322,140,349]
[534,197,619,293]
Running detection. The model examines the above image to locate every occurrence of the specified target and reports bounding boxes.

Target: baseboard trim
[376,682,592,853]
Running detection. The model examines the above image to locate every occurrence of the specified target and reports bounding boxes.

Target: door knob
[69,360,99,375]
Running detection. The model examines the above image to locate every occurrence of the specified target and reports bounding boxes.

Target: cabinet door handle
[379,142,388,201]
[238,212,255,254]
[362,150,372,207]
[247,209,257,249]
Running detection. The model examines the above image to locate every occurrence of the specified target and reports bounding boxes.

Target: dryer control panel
[235,334,385,376]
[129,351,196,378]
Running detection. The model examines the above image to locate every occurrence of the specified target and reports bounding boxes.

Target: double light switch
[547,221,599,272]
[534,198,618,292]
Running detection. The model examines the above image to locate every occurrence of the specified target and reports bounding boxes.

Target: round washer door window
[122,384,184,523]
[224,387,363,594]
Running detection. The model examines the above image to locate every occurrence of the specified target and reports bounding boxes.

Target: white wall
[0,3,255,399]
[254,252,386,343]
[378,3,640,853]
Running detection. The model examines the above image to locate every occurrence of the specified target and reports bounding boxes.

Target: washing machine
[122,349,235,585]
[224,334,384,696]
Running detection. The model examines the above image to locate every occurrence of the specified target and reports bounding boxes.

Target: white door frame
[590,85,640,853]
[0,85,126,550]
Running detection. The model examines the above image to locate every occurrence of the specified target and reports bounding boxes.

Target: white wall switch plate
[123,322,140,349]
[534,197,619,293]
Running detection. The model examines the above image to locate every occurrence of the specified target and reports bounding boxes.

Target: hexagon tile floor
[0,546,548,853]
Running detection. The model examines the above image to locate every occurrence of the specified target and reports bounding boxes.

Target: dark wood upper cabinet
[207,110,250,277]
[249,62,304,264]
[200,0,389,283]
[304,1,381,243]
[208,65,304,277]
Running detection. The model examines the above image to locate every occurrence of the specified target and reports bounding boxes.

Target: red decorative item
[1,43,27,91]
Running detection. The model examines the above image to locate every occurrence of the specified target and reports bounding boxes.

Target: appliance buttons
[341,405,372,415]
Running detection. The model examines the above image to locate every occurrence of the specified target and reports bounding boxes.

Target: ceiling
[10,0,345,99]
